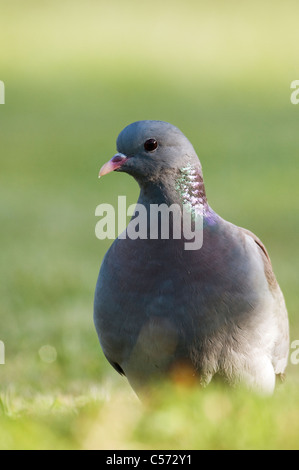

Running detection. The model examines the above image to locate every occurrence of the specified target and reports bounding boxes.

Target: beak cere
[99,153,128,177]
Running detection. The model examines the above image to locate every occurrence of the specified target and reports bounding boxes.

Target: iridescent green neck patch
[175,163,207,216]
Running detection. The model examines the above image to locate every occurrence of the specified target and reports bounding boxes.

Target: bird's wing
[239,227,290,376]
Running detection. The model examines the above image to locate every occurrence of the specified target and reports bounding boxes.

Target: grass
[1,381,299,450]
[0,0,299,450]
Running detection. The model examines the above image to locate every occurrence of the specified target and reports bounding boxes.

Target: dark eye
[144,138,158,152]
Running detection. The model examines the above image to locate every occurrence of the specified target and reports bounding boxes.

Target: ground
[0,0,298,450]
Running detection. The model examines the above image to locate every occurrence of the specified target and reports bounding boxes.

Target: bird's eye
[144,138,158,152]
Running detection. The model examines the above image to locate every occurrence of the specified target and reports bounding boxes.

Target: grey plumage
[94,120,289,395]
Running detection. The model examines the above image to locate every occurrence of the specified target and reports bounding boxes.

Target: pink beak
[99,153,128,177]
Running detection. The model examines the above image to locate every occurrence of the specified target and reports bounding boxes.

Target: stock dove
[94,120,289,396]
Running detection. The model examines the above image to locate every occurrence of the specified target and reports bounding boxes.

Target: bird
[94,120,289,396]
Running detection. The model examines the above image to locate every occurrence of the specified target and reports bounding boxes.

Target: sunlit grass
[1,380,299,450]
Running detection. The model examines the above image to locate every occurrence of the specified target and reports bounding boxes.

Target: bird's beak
[99,153,128,178]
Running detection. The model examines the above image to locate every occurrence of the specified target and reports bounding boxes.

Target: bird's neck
[137,164,207,210]
[175,163,207,211]
[136,164,219,229]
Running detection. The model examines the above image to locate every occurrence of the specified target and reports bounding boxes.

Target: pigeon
[94,120,289,396]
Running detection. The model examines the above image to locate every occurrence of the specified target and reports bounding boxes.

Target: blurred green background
[0,0,299,450]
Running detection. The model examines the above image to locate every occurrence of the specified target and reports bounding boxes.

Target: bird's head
[99,120,202,185]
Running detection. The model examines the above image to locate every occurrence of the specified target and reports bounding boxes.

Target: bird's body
[94,120,289,395]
